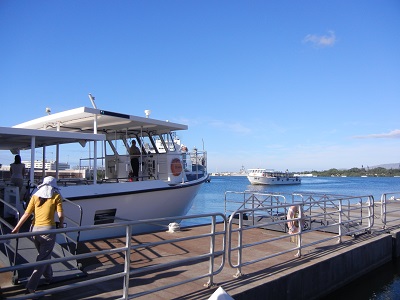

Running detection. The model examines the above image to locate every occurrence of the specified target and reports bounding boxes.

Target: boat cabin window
[161,133,178,152]
[103,131,178,156]
[150,132,178,153]
[138,135,155,154]
[105,137,127,156]
[153,135,166,153]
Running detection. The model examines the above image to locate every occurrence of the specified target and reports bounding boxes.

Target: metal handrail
[226,193,374,278]
[129,213,226,298]
[0,197,21,281]
[0,190,395,299]
[379,192,400,229]
[293,192,375,231]
[0,212,226,299]
[224,190,287,216]
[59,197,83,256]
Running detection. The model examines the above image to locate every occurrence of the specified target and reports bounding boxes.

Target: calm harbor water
[187,175,400,300]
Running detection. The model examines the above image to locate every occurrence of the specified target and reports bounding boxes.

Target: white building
[22,160,70,171]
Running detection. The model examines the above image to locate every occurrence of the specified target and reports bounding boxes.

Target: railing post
[205,215,216,287]
[381,193,387,229]
[337,200,343,244]
[123,223,133,299]
[296,205,303,258]
[234,212,244,278]
[368,195,374,230]
[323,195,327,224]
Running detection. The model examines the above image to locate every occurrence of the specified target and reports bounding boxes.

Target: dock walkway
[1,222,399,299]
[71,225,394,300]
[1,192,400,299]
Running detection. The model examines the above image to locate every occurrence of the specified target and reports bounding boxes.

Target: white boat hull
[247,175,301,185]
[61,178,206,241]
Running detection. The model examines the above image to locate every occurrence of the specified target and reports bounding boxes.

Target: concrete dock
[1,222,400,299]
[2,195,400,300]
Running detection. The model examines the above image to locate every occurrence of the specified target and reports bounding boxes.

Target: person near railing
[287,205,301,243]
[11,176,65,296]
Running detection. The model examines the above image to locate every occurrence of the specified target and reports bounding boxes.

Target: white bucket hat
[34,176,60,199]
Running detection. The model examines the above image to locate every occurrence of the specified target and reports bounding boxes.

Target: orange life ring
[171,158,183,176]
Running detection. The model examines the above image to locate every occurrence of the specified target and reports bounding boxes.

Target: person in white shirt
[10,154,25,192]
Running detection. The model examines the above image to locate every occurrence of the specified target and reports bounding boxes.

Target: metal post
[30,136,35,183]
[382,194,387,229]
[205,215,216,287]
[123,224,133,299]
[296,205,302,258]
[234,212,244,278]
[338,200,343,244]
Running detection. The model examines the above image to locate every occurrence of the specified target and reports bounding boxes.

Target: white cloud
[303,30,337,48]
[354,129,400,139]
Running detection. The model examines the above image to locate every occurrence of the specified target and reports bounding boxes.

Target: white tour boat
[247,168,301,185]
[0,95,208,241]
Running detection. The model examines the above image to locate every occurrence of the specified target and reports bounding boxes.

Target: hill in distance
[370,163,400,169]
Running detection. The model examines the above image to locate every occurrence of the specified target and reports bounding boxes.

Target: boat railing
[226,195,375,277]
[0,197,21,281]
[78,156,106,173]
[78,150,207,183]
[60,198,84,256]
[0,212,226,299]
[57,178,89,186]
[378,192,400,229]
[152,150,207,182]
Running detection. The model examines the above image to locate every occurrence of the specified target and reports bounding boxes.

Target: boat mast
[88,93,98,184]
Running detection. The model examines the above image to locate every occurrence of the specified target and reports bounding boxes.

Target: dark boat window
[94,208,117,225]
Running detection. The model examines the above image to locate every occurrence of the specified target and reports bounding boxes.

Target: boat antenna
[88,93,97,109]
[144,110,151,118]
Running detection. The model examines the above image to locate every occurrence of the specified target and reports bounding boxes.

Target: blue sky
[1,1,399,172]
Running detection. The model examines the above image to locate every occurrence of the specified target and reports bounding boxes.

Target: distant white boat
[246,168,301,185]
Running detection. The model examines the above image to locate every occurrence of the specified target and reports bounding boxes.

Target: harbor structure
[1,191,400,299]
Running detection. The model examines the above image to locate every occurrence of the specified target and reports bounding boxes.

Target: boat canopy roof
[13,107,188,135]
[0,126,105,153]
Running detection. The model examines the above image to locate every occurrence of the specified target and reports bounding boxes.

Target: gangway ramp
[0,191,86,289]
[0,224,85,289]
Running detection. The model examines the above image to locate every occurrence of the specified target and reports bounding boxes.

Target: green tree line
[303,167,400,177]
